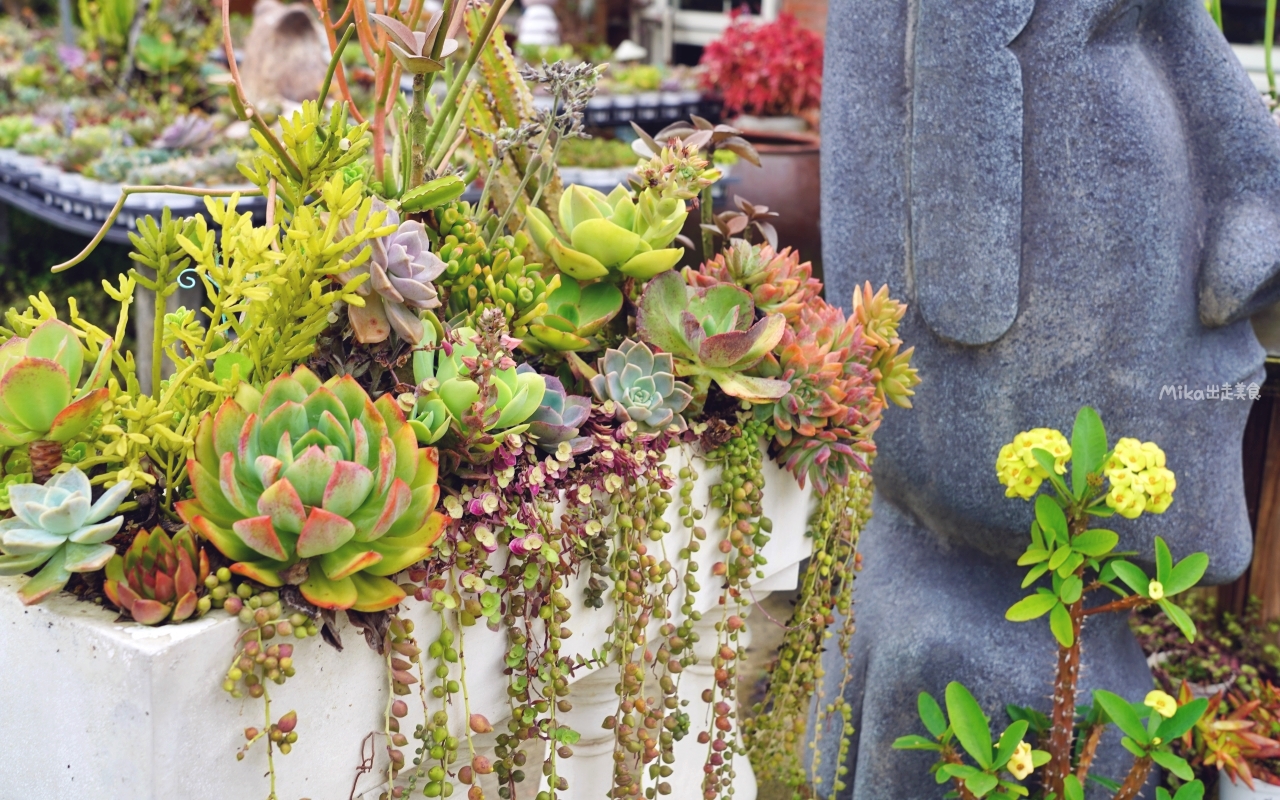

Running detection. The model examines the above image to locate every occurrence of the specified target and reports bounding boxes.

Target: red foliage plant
[698,11,824,118]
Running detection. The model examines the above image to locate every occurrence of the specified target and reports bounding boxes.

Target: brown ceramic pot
[726,129,823,280]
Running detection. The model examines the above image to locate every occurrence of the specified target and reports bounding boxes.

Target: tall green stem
[700,184,715,260]
[1268,0,1277,100]
[423,0,508,157]
[409,72,430,190]
[151,261,166,396]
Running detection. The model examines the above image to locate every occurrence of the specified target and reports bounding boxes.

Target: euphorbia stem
[1113,755,1153,800]
[1074,721,1105,782]
[1045,597,1083,797]
[29,440,61,484]
[941,748,978,800]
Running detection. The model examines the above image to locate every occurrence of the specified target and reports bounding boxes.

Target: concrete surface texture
[819,0,1280,797]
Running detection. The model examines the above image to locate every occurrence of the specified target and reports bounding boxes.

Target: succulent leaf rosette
[528,375,592,454]
[686,240,822,325]
[335,198,447,346]
[527,276,624,353]
[410,324,545,450]
[589,339,693,433]
[105,527,211,625]
[0,466,130,605]
[0,318,112,450]
[177,366,444,612]
[525,185,687,283]
[636,270,789,403]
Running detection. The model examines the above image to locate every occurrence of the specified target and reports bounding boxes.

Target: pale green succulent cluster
[525,185,688,284]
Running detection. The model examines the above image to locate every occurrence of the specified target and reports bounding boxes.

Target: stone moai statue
[817,0,1280,797]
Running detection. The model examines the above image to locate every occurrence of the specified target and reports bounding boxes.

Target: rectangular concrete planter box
[0,445,814,799]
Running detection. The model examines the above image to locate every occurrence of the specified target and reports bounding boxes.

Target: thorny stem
[1081,595,1148,617]
[1044,511,1088,799]
[941,747,979,800]
[1074,721,1105,783]
[1113,755,1154,800]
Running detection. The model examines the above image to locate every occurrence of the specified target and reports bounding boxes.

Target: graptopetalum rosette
[177,366,444,611]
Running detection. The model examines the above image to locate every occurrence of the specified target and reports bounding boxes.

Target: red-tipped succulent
[686,240,821,325]
[104,527,211,625]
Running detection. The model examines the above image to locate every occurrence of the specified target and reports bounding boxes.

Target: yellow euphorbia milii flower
[1007,741,1035,780]
[1144,690,1177,718]
[1148,580,1165,601]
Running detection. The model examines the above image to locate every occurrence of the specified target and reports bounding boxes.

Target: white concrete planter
[0,444,815,799]
[1221,775,1280,800]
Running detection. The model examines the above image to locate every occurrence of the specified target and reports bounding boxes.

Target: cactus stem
[29,440,62,485]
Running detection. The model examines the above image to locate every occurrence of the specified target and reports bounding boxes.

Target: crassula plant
[895,408,1211,800]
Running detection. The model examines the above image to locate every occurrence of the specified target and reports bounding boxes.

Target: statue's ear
[909,0,1034,345]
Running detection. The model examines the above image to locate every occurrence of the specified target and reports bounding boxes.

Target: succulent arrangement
[0,3,919,799]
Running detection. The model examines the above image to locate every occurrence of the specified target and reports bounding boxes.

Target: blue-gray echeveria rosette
[0,466,130,605]
[526,374,593,455]
[590,339,693,433]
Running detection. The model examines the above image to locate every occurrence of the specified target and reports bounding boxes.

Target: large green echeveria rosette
[177,366,444,612]
[0,318,113,447]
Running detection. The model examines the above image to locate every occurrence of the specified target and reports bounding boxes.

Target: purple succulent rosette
[526,374,593,454]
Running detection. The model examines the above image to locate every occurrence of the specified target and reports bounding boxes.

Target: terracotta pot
[722,129,823,281]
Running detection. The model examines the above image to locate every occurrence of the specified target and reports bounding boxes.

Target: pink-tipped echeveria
[408,323,545,451]
[0,466,130,604]
[636,270,789,404]
[525,184,687,284]
[336,199,447,346]
[176,366,444,612]
[527,375,592,454]
[104,527,211,625]
[0,319,113,482]
[589,339,693,433]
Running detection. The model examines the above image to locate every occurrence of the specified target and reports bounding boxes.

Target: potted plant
[1180,679,1280,798]
[697,12,823,269]
[0,4,919,799]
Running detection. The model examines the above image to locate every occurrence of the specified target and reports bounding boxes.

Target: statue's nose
[1151,1,1280,326]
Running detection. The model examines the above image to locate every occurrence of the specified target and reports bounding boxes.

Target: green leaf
[1071,407,1107,498]
[946,682,993,769]
[1058,575,1083,604]
[1049,602,1074,647]
[1071,529,1118,558]
[1032,448,1070,497]
[965,773,999,798]
[1094,690,1149,744]
[1031,749,1050,767]
[1097,561,1117,583]
[1087,773,1122,791]
[1158,790,1173,800]
[1029,521,1045,550]
[1021,562,1050,589]
[1160,599,1198,643]
[920,692,949,738]
[1165,553,1209,596]
[1120,736,1145,757]
[993,720,1029,768]
[1048,546,1072,572]
[1149,750,1193,780]
[1035,494,1069,545]
[1086,504,1116,517]
[1063,774,1085,800]
[1110,560,1149,595]
[1155,537,1173,585]
[1018,548,1051,566]
[1174,782,1205,800]
[552,726,581,745]
[1058,552,1086,579]
[893,735,943,751]
[1157,697,1207,741]
[1006,593,1059,622]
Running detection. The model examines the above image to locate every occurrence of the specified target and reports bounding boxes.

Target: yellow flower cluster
[1008,741,1035,780]
[1104,438,1175,519]
[996,429,1072,499]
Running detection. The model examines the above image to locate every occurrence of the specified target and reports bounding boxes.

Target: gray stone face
[818,0,1280,797]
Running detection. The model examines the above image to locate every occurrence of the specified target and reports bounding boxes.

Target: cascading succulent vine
[527,375,592,454]
[686,239,822,324]
[104,527,211,625]
[409,317,546,453]
[176,366,444,612]
[636,269,790,403]
[525,184,688,283]
[335,198,447,346]
[0,319,113,482]
[755,300,881,493]
[0,466,130,604]
[589,339,693,433]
